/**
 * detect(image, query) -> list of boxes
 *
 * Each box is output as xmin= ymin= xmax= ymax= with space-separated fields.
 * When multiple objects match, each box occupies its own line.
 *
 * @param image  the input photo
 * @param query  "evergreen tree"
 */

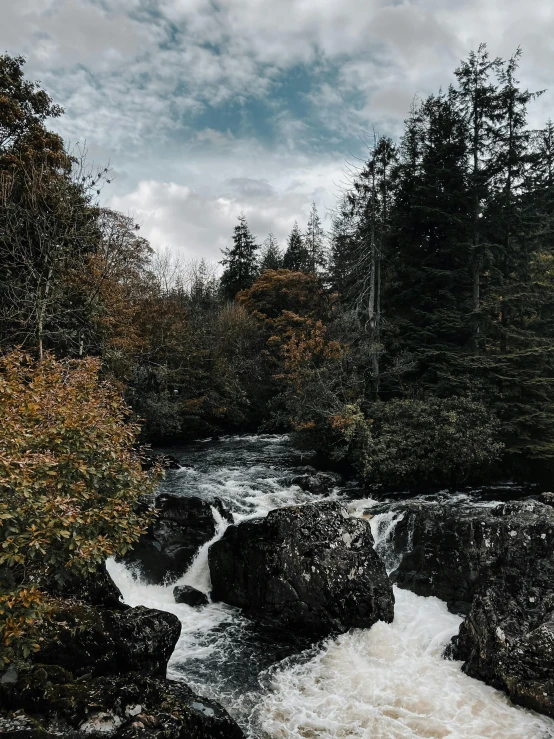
xmin=283 ymin=222 xmax=310 ymax=271
xmin=220 ymin=214 xmax=259 ymax=300
xmin=453 ymin=43 xmax=502 ymax=352
xmin=340 ymin=135 xmax=398 ymax=393
xmin=259 ymin=232 xmax=283 ymax=271
xmin=384 ymin=92 xmax=472 ymax=394
xmin=328 ymin=201 xmax=358 ymax=296
xmin=485 ymin=48 xmax=543 ymax=353
xmin=190 ymin=259 xmax=218 ymax=310
xmin=304 ymin=202 xmax=327 ymax=274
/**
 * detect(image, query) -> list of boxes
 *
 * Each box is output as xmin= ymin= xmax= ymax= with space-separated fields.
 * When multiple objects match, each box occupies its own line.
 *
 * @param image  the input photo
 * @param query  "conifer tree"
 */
xmin=283 ymin=222 xmax=310 ymax=272
xmin=384 ymin=92 xmax=472 ymax=394
xmin=220 ymin=214 xmax=259 ymax=300
xmin=486 ymin=48 xmax=543 ymax=353
xmin=190 ymin=258 xmax=218 ymax=309
xmin=453 ymin=43 xmax=502 ymax=352
xmin=328 ymin=202 xmax=358 ymax=296
xmin=304 ymin=202 xmax=327 ymax=274
xmin=259 ymin=232 xmax=283 ymax=272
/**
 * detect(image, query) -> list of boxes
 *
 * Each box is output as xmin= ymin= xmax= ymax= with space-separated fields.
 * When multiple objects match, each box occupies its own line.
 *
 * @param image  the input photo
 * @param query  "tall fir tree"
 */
xmin=453 ymin=43 xmax=502 ymax=352
xmin=343 ymin=135 xmax=398 ymax=393
xmin=485 ymin=48 xmax=543 ymax=353
xmin=259 ymin=232 xmax=283 ymax=272
xmin=304 ymin=202 xmax=327 ymax=274
xmin=283 ymin=222 xmax=310 ymax=272
xmin=220 ymin=214 xmax=259 ymax=300
xmin=384 ymin=92 xmax=472 ymax=395
xmin=328 ymin=201 xmax=358 ymax=296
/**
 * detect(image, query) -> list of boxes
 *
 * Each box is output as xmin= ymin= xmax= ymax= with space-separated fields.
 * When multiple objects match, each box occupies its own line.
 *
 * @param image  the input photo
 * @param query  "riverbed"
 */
xmin=107 ymin=434 xmax=554 ymax=739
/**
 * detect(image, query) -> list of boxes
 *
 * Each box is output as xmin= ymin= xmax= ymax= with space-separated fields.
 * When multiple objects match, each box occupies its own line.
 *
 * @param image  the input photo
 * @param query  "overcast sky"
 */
xmin=2 ymin=0 xmax=554 ymax=264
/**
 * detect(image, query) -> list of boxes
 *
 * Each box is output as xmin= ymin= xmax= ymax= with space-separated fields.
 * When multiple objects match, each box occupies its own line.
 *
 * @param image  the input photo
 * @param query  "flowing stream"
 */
xmin=107 ymin=434 xmax=554 ymax=739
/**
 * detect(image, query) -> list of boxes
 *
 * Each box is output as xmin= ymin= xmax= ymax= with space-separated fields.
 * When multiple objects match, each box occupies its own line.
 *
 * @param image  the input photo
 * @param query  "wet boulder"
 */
xmin=43 ymin=561 xmax=125 ymax=610
xmin=36 ymin=602 xmax=181 ymax=677
xmin=208 ymin=501 xmax=394 ymax=638
xmin=0 ymin=669 xmax=245 ymax=739
xmin=384 ymin=496 xmax=554 ymax=718
xmin=449 ymin=582 xmax=554 ymax=718
xmin=539 ymin=491 xmax=554 ymax=508
xmin=390 ymin=499 xmax=554 ymax=613
xmin=288 ymin=470 xmax=343 ymax=495
xmin=174 ymin=585 xmax=209 ymax=607
xmin=124 ymin=493 xmax=232 ymax=584
xmin=0 ymin=586 xmax=244 ymax=737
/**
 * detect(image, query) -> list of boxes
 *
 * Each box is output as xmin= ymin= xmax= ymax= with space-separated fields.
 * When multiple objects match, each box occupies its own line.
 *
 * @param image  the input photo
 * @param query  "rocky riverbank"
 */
xmin=5 ymin=434 xmax=554 ymax=738
xmin=0 ymin=563 xmax=244 ymax=738
xmin=378 ymin=496 xmax=554 ymax=718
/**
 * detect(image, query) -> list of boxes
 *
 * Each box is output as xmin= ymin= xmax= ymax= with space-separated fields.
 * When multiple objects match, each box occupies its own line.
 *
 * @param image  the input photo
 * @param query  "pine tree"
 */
xmin=473 ymin=53 xmax=554 ymax=465
xmin=340 ymin=135 xmax=398 ymax=394
xmin=190 ymin=259 xmax=218 ymax=309
xmin=283 ymin=222 xmax=310 ymax=272
xmin=453 ymin=43 xmax=502 ymax=352
xmin=328 ymin=202 xmax=358 ymax=296
xmin=259 ymin=232 xmax=283 ymax=272
xmin=304 ymin=202 xmax=327 ymax=274
xmin=485 ymin=48 xmax=543 ymax=353
xmin=384 ymin=92 xmax=472 ymax=395
xmin=220 ymin=214 xmax=259 ymax=300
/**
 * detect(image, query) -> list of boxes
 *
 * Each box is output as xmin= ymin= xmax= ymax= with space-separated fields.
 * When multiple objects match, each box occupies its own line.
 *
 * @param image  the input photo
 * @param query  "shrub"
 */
xmin=333 ymin=396 xmax=504 ymax=487
xmin=0 ymin=351 xmax=159 ymax=662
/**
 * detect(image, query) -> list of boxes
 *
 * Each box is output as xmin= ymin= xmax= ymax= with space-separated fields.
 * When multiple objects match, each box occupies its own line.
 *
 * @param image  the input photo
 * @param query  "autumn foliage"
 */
xmin=0 ymin=351 xmax=159 ymax=662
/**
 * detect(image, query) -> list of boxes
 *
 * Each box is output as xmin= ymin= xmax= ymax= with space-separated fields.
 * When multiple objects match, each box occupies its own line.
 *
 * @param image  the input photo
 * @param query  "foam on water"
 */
xmin=256 ymin=586 xmax=554 ymax=739
xmin=106 ymin=557 xmax=238 ymax=664
xmin=107 ymin=434 xmax=554 ymax=738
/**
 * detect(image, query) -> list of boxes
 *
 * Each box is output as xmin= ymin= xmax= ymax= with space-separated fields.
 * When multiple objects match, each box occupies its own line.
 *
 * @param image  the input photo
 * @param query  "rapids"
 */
xmin=107 ymin=434 xmax=554 ymax=739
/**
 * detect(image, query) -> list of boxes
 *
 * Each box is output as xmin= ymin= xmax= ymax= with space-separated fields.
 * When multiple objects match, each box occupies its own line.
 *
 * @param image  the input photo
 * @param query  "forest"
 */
xmin=2 ymin=44 xmax=554 ymax=491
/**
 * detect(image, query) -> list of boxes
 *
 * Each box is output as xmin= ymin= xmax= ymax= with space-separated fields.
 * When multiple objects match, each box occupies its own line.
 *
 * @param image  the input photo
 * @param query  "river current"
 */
xmin=107 ymin=434 xmax=554 ymax=739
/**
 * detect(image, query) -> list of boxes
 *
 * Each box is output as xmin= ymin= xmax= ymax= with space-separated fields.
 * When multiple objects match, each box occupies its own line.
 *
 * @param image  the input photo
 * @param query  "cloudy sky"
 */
xmin=2 ymin=0 xmax=553 ymax=264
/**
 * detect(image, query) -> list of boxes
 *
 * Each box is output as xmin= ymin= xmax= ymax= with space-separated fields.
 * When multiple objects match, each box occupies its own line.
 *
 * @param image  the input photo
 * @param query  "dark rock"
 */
xmin=539 ymin=491 xmax=554 ymax=508
xmin=209 ymin=501 xmax=394 ymax=637
xmin=173 ymin=585 xmax=209 ymax=607
xmin=45 ymin=561 xmax=125 ymax=610
xmin=0 ymin=713 xmax=48 ymax=738
xmin=124 ymin=493 xmax=232 ymax=584
xmin=288 ymin=471 xmax=343 ymax=495
xmin=449 ymin=584 xmax=554 ymax=717
xmin=391 ymin=499 xmax=554 ymax=611
xmin=0 ymin=669 xmax=244 ymax=739
xmin=0 ymin=589 xmax=243 ymax=737
xmin=384 ymin=497 xmax=554 ymax=718
xmin=36 ymin=603 xmax=181 ymax=677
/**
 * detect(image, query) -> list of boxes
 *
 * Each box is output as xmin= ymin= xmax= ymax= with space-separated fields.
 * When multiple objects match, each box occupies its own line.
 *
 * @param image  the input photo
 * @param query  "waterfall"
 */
xmin=369 ymin=510 xmax=406 ymax=574
xmin=174 ymin=506 xmax=229 ymax=595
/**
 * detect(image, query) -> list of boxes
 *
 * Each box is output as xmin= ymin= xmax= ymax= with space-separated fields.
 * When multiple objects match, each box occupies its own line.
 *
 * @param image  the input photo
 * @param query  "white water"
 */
xmin=257 ymin=587 xmax=554 ymax=739
xmin=107 ymin=434 xmax=554 ymax=739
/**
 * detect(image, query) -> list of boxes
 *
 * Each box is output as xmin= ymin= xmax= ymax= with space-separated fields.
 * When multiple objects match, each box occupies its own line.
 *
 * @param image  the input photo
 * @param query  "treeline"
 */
xmin=288 ymin=45 xmax=554 ymax=484
xmin=2 ymin=46 xmax=554 ymax=485
xmin=0 ymin=55 xmax=267 ymax=439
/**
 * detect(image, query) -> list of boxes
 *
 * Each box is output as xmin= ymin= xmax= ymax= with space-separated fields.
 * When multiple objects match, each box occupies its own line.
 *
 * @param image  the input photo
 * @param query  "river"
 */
xmin=107 ymin=434 xmax=554 ymax=739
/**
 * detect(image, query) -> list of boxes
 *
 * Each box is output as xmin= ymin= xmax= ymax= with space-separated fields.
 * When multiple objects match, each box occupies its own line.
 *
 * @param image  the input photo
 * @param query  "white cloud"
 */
xmin=108 ymin=156 xmax=343 ymax=263
xmin=3 ymin=0 xmax=554 ymax=260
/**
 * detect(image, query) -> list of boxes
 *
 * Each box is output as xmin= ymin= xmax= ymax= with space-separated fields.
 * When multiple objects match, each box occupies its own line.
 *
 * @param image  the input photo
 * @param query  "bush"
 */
xmin=334 ymin=396 xmax=504 ymax=487
xmin=0 ymin=351 xmax=159 ymax=662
